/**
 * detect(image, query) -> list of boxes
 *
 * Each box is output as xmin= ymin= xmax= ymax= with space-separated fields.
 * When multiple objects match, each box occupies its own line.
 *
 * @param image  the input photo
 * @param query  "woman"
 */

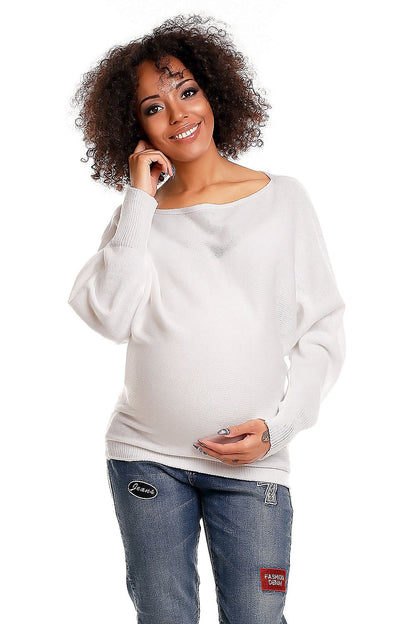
xmin=68 ymin=13 xmax=346 ymax=624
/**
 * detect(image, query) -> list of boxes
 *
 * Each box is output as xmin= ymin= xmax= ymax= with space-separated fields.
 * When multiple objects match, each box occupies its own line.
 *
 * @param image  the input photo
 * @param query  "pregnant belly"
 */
xmin=114 ymin=330 xmax=287 ymax=451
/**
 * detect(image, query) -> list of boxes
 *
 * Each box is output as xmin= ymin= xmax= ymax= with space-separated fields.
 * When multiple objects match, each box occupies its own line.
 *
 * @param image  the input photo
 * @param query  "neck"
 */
xmin=169 ymin=141 xmax=233 ymax=193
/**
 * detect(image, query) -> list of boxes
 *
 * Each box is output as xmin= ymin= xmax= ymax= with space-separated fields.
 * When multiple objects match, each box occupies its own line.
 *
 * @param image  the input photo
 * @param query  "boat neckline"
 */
xmin=154 ymin=171 xmax=273 ymax=214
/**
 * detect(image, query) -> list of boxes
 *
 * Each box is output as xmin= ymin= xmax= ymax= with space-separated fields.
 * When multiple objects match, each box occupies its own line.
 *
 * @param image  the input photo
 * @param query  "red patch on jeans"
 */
xmin=260 ymin=568 xmax=286 ymax=591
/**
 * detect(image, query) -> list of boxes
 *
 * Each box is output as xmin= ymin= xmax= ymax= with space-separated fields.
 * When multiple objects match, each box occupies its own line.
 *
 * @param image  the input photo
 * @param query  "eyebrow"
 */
xmin=138 ymin=78 xmax=194 ymax=109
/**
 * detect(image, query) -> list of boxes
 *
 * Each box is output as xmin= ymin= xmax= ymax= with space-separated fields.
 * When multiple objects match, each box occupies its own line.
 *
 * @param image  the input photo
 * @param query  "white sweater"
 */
xmin=68 ymin=172 xmax=345 ymax=487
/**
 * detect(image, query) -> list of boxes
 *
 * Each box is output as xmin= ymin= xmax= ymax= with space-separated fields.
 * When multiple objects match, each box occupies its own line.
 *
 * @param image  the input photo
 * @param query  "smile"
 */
xmin=170 ymin=122 xmax=202 ymax=141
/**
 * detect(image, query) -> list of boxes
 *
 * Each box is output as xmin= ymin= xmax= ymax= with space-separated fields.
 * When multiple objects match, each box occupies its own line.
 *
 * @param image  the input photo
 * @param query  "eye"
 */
xmin=182 ymin=87 xmax=199 ymax=98
xmin=144 ymin=104 xmax=162 ymax=116
xmin=144 ymin=86 xmax=200 ymax=116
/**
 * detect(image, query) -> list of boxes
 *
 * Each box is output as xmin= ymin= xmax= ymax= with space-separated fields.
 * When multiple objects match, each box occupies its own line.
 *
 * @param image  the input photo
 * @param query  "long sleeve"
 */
xmin=67 ymin=186 xmax=157 ymax=344
xmin=260 ymin=179 xmax=346 ymax=459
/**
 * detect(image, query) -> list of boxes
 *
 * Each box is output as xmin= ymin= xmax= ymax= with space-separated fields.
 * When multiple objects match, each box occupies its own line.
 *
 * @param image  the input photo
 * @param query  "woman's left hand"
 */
xmin=195 ymin=418 xmax=271 ymax=465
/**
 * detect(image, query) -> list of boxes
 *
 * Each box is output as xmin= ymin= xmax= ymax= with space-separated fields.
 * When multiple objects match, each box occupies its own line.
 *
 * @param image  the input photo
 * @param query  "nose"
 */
xmin=167 ymin=100 xmax=188 ymax=127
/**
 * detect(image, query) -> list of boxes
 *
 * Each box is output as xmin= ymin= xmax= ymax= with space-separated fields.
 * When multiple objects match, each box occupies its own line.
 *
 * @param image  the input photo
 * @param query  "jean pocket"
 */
xmin=106 ymin=461 xmax=116 ymax=503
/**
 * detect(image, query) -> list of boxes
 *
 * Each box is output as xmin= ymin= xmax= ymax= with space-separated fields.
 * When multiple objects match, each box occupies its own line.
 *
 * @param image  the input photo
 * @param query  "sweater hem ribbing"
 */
xmin=105 ymin=439 xmax=290 ymax=487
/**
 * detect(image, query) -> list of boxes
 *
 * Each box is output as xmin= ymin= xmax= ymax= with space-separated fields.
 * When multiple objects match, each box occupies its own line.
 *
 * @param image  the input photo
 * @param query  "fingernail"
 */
xmin=217 ymin=428 xmax=230 ymax=435
xmin=197 ymin=440 xmax=207 ymax=447
xmin=197 ymin=447 xmax=208 ymax=455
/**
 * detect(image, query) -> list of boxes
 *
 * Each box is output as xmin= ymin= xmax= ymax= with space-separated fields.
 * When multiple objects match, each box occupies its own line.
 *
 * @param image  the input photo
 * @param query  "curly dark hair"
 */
xmin=70 ymin=13 xmax=272 ymax=192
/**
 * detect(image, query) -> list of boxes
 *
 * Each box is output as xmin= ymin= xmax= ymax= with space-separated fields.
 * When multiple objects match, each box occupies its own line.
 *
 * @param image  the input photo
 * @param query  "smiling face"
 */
xmin=135 ymin=56 xmax=215 ymax=162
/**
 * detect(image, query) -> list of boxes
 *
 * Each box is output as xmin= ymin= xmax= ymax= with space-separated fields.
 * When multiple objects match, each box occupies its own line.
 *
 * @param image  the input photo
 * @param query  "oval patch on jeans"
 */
xmin=128 ymin=480 xmax=158 ymax=499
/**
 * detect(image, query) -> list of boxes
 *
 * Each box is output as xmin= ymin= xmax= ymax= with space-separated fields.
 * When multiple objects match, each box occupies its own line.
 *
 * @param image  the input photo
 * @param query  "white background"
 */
xmin=1 ymin=1 xmax=415 ymax=622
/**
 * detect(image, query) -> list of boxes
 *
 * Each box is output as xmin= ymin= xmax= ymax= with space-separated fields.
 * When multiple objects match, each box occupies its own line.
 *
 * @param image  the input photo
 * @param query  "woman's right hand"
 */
xmin=128 ymin=138 xmax=174 ymax=197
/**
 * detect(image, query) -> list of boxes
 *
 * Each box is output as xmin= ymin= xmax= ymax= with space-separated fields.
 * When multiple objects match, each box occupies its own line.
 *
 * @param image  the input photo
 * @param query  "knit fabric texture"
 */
xmin=68 ymin=172 xmax=346 ymax=486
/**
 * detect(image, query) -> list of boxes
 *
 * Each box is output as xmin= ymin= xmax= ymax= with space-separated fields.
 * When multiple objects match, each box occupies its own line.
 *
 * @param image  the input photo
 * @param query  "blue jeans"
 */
xmin=107 ymin=459 xmax=293 ymax=624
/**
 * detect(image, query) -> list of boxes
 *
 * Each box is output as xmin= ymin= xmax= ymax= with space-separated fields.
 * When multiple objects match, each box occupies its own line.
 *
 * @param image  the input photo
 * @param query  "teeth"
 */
xmin=172 ymin=123 xmax=199 ymax=140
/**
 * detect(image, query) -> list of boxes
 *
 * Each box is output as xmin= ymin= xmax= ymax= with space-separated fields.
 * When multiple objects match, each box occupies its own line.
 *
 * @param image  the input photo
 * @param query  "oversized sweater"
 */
xmin=67 ymin=172 xmax=346 ymax=487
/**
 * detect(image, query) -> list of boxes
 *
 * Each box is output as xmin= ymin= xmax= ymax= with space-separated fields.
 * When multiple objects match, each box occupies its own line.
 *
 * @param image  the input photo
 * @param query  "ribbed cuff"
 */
xmin=261 ymin=408 xmax=295 ymax=459
xmin=110 ymin=186 xmax=157 ymax=248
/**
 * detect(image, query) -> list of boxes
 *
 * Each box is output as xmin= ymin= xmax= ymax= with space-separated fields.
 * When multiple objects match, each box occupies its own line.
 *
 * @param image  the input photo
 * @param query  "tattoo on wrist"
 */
xmin=261 ymin=430 xmax=270 ymax=444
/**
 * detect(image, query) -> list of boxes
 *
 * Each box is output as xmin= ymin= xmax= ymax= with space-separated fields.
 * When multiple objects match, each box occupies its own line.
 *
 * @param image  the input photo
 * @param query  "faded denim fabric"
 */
xmin=107 ymin=459 xmax=293 ymax=624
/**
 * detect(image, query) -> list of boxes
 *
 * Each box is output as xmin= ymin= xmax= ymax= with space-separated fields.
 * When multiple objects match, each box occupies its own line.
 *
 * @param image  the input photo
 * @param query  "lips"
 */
xmin=169 ymin=122 xmax=201 ymax=139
